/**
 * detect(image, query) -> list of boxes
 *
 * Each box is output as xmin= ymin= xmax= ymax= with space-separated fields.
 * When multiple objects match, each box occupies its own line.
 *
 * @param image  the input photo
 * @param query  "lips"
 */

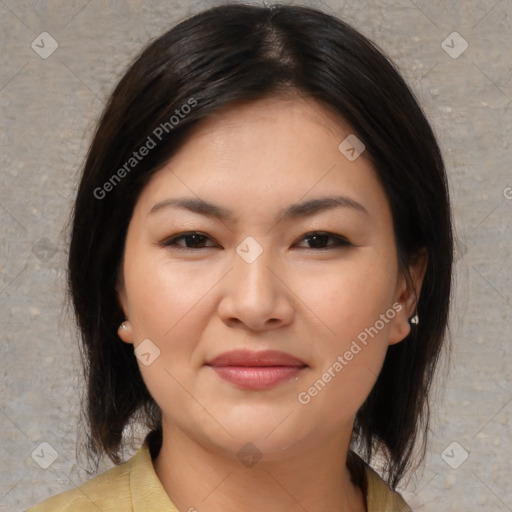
xmin=206 ymin=349 xmax=307 ymax=367
xmin=206 ymin=350 xmax=308 ymax=390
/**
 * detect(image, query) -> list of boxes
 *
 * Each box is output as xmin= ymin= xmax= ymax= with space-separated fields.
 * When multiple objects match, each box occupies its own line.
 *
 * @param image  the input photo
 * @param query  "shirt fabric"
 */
xmin=27 ymin=436 xmax=411 ymax=512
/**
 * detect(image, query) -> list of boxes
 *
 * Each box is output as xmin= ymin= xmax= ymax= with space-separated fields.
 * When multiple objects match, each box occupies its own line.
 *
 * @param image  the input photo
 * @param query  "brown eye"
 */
xmin=297 ymin=232 xmax=351 ymax=250
xmin=162 ymin=232 xmax=217 ymax=249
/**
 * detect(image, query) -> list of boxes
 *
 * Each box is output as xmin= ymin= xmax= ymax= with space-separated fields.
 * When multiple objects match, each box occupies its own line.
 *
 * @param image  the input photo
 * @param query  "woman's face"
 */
xmin=118 ymin=94 xmax=423 ymax=461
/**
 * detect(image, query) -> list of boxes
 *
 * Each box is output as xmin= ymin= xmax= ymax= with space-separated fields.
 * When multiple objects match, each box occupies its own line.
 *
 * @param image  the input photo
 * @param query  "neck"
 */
xmin=152 ymin=419 xmax=366 ymax=512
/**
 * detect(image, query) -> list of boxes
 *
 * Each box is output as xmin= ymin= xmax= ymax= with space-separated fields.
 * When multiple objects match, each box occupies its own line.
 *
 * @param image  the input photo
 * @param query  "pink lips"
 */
xmin=206 ymin=350 xmax=307 ymax=390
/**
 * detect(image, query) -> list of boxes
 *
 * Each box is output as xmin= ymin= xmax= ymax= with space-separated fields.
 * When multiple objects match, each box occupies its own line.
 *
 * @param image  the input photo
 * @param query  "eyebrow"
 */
xmin=148 ymin=195 xmax=369 ymax=220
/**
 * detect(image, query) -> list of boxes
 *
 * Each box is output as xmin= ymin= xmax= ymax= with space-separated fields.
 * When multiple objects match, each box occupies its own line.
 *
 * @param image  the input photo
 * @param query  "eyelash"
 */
xmin=160 ymin=231 xmax=352 ymax=251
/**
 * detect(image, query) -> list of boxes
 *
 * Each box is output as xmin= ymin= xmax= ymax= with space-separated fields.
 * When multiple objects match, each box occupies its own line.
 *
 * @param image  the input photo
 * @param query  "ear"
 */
xmin=388 ymin=248 xmax=428 ymax=345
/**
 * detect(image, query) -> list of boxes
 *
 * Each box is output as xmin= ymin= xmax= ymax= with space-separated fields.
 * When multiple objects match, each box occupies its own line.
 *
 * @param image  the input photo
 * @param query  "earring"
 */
xmin=409 ymin=314 xmax=419 ymax=325
xmin=118 ymin=320 xmax=134 ymax=344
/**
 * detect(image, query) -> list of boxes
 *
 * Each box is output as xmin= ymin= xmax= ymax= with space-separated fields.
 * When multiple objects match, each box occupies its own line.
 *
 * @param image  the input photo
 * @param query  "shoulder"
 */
xmin=365 ymin=464 xmax=412 ymax=512
xmin=26 ymin=454 xmax=134 ymax=512
xmin=27 ymin=433 xmax=177 ymax=512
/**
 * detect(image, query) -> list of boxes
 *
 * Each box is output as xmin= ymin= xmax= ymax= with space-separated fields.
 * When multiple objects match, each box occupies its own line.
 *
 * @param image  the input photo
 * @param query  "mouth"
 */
xmin=205 ymin=350 xmax=308 ymax=390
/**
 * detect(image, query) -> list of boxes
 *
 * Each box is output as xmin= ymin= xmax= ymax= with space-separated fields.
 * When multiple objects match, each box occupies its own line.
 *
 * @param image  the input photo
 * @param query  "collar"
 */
xmin=129 ymin=435 xmax=410 ymax=512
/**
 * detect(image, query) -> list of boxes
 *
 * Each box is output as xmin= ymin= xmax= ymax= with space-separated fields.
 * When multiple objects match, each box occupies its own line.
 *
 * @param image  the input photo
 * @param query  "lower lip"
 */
xmin=208 ymin=365 xmax=306 ymax=390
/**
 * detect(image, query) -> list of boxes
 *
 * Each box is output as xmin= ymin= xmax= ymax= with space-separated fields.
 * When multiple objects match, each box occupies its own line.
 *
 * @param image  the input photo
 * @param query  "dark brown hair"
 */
xmin=69 ymin=3 xmax=453 ymax=489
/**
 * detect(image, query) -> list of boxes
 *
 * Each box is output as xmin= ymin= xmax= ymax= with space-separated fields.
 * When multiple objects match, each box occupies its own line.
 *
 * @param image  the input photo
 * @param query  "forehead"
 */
xmin=132 ymin=94 xmax=390 ymax=226
xmin=187 ymin=93 xmax=353 ymax=144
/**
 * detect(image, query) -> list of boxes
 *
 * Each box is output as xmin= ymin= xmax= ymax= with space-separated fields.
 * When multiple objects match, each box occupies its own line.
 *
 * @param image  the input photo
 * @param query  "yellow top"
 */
xmin=27 ymin=438 xmax=411 ymax=512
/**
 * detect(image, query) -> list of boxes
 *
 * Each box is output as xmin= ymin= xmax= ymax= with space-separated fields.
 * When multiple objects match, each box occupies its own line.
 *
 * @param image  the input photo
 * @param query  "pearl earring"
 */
xmin=409 ymin=314 xmax=419 ymax=325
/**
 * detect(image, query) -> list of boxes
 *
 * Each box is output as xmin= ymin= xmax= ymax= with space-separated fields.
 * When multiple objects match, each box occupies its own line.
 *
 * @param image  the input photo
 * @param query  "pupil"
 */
xmin=188 ymin=234 xmax=204 ymax=247
xmin=310 ymin=234 xmax=327 ymax=248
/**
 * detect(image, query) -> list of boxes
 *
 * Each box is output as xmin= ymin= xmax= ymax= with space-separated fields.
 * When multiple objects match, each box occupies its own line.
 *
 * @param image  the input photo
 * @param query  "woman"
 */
xmin=27 ymin=3 xmax=453 ymax=511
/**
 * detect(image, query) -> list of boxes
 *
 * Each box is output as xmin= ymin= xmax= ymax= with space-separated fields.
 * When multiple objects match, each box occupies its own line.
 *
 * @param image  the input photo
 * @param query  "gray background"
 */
xmin=1 ymin=0 xmax=511 ymax=511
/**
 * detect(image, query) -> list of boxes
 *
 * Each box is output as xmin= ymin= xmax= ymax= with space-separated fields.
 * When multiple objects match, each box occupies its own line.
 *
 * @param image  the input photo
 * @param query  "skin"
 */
xmin=117 ymin=93 xmax=427 ymax=512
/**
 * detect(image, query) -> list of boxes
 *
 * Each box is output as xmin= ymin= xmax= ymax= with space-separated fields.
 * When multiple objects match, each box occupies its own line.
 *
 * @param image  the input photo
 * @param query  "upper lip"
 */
xmin=206 ymin=350 xmax=307 ymax=367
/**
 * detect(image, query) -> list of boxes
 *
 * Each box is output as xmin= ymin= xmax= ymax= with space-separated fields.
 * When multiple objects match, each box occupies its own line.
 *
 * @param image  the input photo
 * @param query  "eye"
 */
xmin=161 ymin=232 xmax=217 ymax=249
xmin=160 ymin=230 xmax=352 ymax=251
xmin=295 ymin=231 xmax=352 ymax=250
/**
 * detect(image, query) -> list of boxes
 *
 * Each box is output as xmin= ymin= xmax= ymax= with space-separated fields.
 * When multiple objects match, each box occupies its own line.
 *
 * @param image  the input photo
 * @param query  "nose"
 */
xmin=217 ymin=240 xmax=294 ymax=332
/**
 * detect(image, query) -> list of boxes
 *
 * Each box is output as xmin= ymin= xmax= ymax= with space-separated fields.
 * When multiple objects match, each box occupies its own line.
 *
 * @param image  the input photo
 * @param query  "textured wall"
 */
xmin=1 ymin=1 xmax=511 ymax=511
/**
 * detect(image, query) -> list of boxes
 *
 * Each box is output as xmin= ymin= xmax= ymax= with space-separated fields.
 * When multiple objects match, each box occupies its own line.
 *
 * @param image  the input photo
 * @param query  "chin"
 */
xmin=197 ymin=420 xmax=315 ymax=463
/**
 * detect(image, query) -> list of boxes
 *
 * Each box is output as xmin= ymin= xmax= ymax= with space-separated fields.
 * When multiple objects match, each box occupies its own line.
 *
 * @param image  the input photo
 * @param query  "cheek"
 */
xmin=126 ymin=261 xmax=209 ymax=423
xmin=296 ymin=268 xmax=396 ymax=425
xmin=292 ymin=256 xmax=397 ymax=346
xmin=124 ymin=252 xmax=217 ymax=340
xmin=292 ymin=257 xmax=396 ymax=409
xmin=123 ymin=253 xmax=222 ymax=400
